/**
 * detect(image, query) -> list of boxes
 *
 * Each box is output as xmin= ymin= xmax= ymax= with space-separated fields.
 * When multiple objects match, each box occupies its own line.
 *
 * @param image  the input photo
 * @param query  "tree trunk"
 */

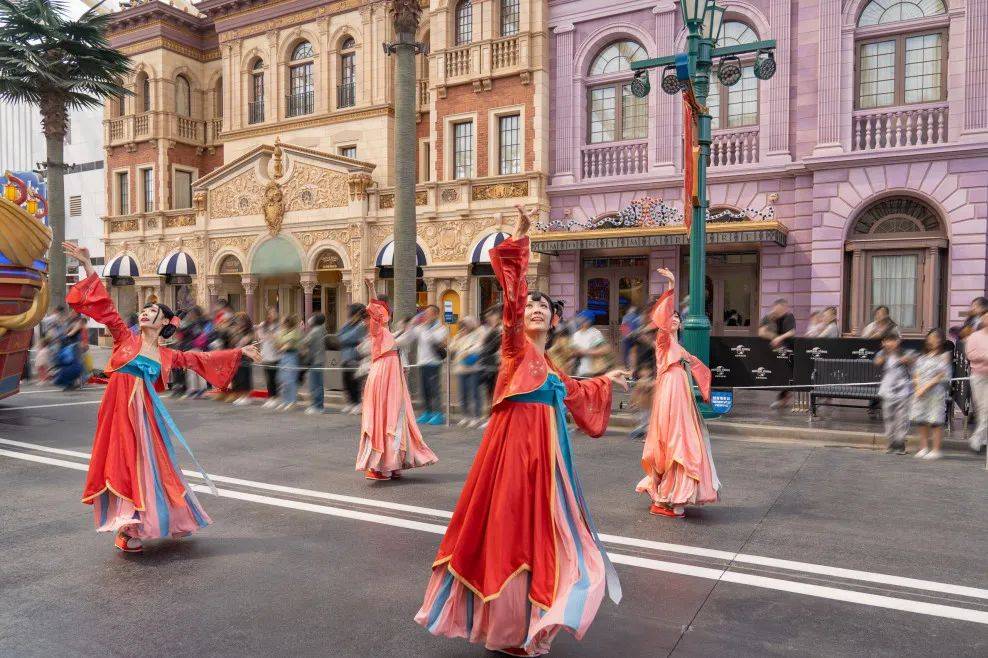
xmin=45 ymin=130 xmax=67 ymax=308
xmin=392 ymin=32 xmax=418 ymax=321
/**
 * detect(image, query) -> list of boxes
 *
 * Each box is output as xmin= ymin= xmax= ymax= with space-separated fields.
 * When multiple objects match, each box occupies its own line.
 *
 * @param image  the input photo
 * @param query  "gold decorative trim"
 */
xmin=379 ymin=190 xmax=427 ymax=209
xmin=109 ymin=219 xmax=139 ymax=233
xmin=218 ymin=106 xmax=392 ymax=142
xmin=163 ymin=214 xmax=196 ymax=228
xmin=530 ymin=220 xmax=789 ymax=242
xmin=119 ymin=37 xmax=218 ymax=63
xmin=472 ymin=180 xmax=529 ymax=201
xmin=216 ymin=0 xmax=363 ymax=42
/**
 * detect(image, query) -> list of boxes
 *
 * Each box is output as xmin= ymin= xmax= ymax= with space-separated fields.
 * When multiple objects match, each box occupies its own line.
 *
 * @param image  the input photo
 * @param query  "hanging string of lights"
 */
xmin=534 ymin=196 xmax=776 ymax=232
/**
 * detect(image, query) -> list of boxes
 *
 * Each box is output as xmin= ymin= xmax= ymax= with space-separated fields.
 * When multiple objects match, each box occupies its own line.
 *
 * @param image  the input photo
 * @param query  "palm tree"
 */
xmin=0 ymin=0 xmax=130 ymax=306
xmin=387 ymin=0 xmax=422 ymax=321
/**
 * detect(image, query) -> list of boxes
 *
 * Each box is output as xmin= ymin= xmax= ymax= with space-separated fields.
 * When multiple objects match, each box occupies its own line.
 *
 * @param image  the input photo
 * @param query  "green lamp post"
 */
xmin=630 ymin=0 xmax=776 ymax=366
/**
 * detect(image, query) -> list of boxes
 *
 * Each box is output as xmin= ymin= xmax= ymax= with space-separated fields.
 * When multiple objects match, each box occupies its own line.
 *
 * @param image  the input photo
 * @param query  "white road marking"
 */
xmin=6 ymin=437 xmax=985 ymax=603
xmin=2 ymin=443 xmax=988 ymax=625
xmin=0 ymin=401 xmax=101 ymax=411
xmin=0 ymin=439 xmax=988 ymax=624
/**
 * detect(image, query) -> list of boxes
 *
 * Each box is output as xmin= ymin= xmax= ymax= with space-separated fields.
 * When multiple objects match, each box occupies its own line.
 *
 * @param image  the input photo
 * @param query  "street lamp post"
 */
xmin=630 ymin=1 xmax=776 ymax=366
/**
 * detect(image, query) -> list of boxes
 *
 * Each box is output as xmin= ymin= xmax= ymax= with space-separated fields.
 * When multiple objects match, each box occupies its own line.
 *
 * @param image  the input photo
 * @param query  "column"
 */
xmin=425 ymin=276 xmax=437 ymax=306
xmin=550 ymin=24 xmax=575 ymax=183
xmin=814 ymin=0 xmax=843 ymax=154
xmin=962 ymin=1 xmax=986 ymax=132
xmin=653 ymin=2 xmax=678 ymax=172
xmin=301 ymin=272 xmax=317 ymax=320
xmin=206 ymin=275 xmax=222 ymax=309
xmin=242 ymin=274 xmax=258 ymax=322
xmin=765 ymin=0 xmax=792 ymax=161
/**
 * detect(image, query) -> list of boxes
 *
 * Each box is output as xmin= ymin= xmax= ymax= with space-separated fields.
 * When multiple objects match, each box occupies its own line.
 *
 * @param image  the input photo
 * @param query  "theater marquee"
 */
xmin=530 ymin=221 xmax=788 ymax=253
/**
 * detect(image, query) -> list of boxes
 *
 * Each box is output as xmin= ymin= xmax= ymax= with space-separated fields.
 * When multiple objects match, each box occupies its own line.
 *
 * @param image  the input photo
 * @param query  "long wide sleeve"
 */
xmin=489 ymin=236 xmax=529 ymax=360
xmin=66 ymin=273 xmax=130 ymax=345
xmin=366 ymin=299 xmax=398 ymax=360
xmin=562 ymin=373 xmax=613 ymax=438
xmin=169 ymin=347 xmax=243 ymax=390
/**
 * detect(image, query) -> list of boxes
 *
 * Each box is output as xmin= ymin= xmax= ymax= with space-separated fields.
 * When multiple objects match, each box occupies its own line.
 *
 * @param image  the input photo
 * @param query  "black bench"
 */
xmin=809 ymin=358 xmax=881 ymax=416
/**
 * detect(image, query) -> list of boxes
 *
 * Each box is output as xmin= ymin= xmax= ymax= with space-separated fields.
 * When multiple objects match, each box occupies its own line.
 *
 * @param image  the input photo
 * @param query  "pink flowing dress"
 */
xmin=356 ymin=299 xmax=438 ymax=476
xmin=635 ymin=290 xmax=721 ymax=507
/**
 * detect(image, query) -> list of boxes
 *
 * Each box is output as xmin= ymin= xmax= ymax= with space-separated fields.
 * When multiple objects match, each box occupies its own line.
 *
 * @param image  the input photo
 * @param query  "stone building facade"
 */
xmin=542 ymin=0 xmax=987 ymax=345
xmin=101 ymin=0 xmax=548 ymax=330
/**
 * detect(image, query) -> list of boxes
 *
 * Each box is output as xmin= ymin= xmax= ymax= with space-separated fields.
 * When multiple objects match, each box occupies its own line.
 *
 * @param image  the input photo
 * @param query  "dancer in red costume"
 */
xmin=63 ymin=243 xmax=261 ymax=553
xmin=356 ymin=279 xmax=438 ymax=480
xmin=635 ymin=267 xmax=720 ymax=518
xmin=415 ymin=207 xmax=628 ymax=656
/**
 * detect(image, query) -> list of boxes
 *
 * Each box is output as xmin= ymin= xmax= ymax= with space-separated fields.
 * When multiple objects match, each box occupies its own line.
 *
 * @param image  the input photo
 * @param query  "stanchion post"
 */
xmin=445 ymin=353 xmax=452 ymax=427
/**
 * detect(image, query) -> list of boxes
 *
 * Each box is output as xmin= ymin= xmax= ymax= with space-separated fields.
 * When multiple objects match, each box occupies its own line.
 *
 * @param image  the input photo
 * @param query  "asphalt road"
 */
xmin=1 ymin=385 xmax=987 ymax=657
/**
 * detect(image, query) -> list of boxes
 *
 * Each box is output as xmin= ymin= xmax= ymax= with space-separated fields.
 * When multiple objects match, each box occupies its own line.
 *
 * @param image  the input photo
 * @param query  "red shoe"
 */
xmin=649 ymin=503 xmax=685 ymax=518
xmin=114 ymin=531 xmax=143 ymax=553
xmin=364 ymin=469 xmax=389 ymax=481
xmin=390 ymin=471 xmax=402 ymax=480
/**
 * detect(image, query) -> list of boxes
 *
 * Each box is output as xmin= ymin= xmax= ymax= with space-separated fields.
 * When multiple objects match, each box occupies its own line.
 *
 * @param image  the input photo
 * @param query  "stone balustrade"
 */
xmin=710 ymin=127 xmax=759 ymax=167
xmin=851 ymin=102 xmax=948 ymax=151
xmin=580 ymin=141 xmax=649 ymax=179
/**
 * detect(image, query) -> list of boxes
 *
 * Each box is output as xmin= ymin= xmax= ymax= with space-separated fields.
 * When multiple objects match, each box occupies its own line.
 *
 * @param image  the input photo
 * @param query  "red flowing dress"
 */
xmin=635 ymin=289 xmax=720 ymax=507
xmin=356 ymin=298 xmax=438 ymax=475
xmin=68 ymin=274 xmax=243 ymax=539
xmin=415 ymin=237 xmax=621 ymax=656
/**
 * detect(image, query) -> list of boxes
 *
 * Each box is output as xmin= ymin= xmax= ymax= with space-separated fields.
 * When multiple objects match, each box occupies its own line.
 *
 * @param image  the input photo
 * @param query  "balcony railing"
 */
xmin=337 ymin=82 xmax=355 ymax=109
xmin=134 ymin=113 xmax=150 ymax=137
xmin=417 ymin=79 xmax=429 ymax=110
xmin=445 ymin=46 xmax=471 ymax=78
xmin=286 ymin=91 xmax=314 ymax=118
xmin=710 ymin=127 xmax=759 ymax=167
xmin=208 ymin=118 xmax=223 ymax=143
xmin=851 ymin=102 xmax=948 ymax=151
xmin=108 ymin=117 xmax=126 ymax=141
xmin=491 ymin=36 xmax=519 ymax=70
xmin=248 ymin=100 xmax=264 ymax=124
xmin=176 ymin=116 xmax=199 ymax=141
xmin=580 ymin=141 xmax=649 ymax=179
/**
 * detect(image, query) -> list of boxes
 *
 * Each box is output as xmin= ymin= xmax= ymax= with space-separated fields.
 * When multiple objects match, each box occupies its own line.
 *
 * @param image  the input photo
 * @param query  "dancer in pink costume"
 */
xmin=356 ymin=278 xmax=438 ymax=480
xmin=636 ymin=267 xmax=720 ymax=518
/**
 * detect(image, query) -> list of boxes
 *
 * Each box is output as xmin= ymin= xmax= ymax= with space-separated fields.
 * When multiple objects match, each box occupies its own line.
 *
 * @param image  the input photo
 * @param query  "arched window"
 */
xmin=214 ymin=77 xmax=223 ymax=118
xmin=855 ymin=0 xmax=947 ymax=109
xmin=500 ymin=0 xmax=520 ymax=37
xmin=586 ymin=40 xmax=648 ymax=143
xmin=136 ymin=71 xmax=151 ymax=113
xmin=454 ymin=0 xmax=473 ymax=46
xmin=707 ymin=22 xmax=759 ymax=130
xmin=338 ymin=36 xmax=356 ymax=109
xmin=175 ymin=74 xmax=191 ymax=116
xmin=111 ymin=94 xmax=125 ymax=118
xmin=288 ymin=41 xmax=315 ymax=117
xmin=844 ymin=196 xmax=947 ymax=334
xmin=249 ymin=59 xmax=264 ymax=124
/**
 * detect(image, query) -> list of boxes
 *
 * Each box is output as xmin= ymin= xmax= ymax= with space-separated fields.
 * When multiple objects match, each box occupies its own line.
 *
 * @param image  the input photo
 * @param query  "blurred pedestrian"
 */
xmin=620 ymin=305 xmax=641 ymax=367
xmin=572 ymin=311 xmax=610 ymax=377
xmin=276 ymin=315 xmax=302 ymax=411
xmin=875 ymin=329 xmax=915 ymax=454
xmin=258 ymin=307 xmax=281 ymax=409
xmin=806 ymin=306 xmax=840 ymax=338
xmin=182 ymin=307 xmax=212 ymax=399
xmin=450 ymin=316 xmax=484 ymax=427
xmin=303 ymin=313 xmax=328 ymax=415
xmin=476 ymin=304 xmax=502 ymax=428
xmin=911 ymin=328 xmax=951 ymax=460
xmin=34 ymin=335 xmax=53 ymax=384
xmin=964 ymin=314 xmax=988 ymax=453
xmin=228 ymin=313 xmax=256 ymax=407
xmin=955 ymin=296 xmax=987 ymax=341
xmin=338 ymin=303 xmax=368 ymax=414
xmin=759 ymin=298 xmax=796 ymax=409
xmin=862 ymin=305 xmax=896 ymax=338
xmin=408 ymin=304 xmax=449 ymax=425
xmin=546 ymin=318 xmax=575 ymax=376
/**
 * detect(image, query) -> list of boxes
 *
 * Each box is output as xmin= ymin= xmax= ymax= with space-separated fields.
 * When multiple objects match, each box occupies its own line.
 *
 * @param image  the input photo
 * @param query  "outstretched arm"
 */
xmin=170 ymin=344 xmax=259 ymax=390
xmin=561 ymin=369 xmax=629 ymax=438
xmin=63 ymin=242 xmax=130 ymax=344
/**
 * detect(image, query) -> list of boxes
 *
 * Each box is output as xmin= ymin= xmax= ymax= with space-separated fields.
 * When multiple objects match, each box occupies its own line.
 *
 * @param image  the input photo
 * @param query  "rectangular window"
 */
xmin=339 ymin=146 xmax=357 ymax=159
xmin=500 ymin=0 xmax=520 ymax=36
xmin=498 ymin=114 xmax=521 ymax=175
xmin=174 ymin=170 xmax=193 ymax=209
xmin=288 ymin=63 xmax=314 ymax=117
xmin=116 ymin=172 xmax=129 ymax=214
xmin=141 ymin=168 xmax=154 ymax=212
xmin=69 ymin=195 xmax=82 ymax=217
xmin=904 ymin=33 xmax=942 ymax=104
xmin=871 ymin=253 xmax=919 ymax=328
xmin=708 ymin=80 xmax=721 ymax=130
xmin=727 ymin=67 xmax=758 ymax=128
xmin=249 ymin=73 xmax=264 ymax=124
xmin=453 ymin=121 xmax=473 ymax=179
xmin=588 ymin=87 xmax=616 ymax=143
xmin=858 ymin=40 xmax=897 ymax=109
xmin=621 ymin=84 xmax=648 ymax=139
xmin=419 ymin=141 xmax=431 ymax=183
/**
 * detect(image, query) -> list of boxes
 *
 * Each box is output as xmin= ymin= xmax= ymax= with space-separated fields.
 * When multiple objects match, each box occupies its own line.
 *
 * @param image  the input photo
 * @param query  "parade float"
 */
xmin=0 ymin=170 xmax=52 ymax=399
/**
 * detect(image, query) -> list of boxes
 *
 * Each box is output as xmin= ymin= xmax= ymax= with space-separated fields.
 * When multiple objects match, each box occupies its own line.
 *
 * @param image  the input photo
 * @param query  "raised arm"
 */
xmin=366 ymin=297 xmax=398 ymax=359
xmin=490 ymin=205 xmax=534 ymax=360
xmin=63 ymin=243 xmax=130 ymax=345
xmin=651 ymin=268 xmax=678 ymax=334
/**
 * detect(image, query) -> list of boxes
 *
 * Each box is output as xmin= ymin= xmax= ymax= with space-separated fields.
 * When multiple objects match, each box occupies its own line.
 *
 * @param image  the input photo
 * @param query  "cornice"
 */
xmin=219 ymin=105 xmax=393 ymax=142
xmin=119 ymin=37 xmax=221 ymax=62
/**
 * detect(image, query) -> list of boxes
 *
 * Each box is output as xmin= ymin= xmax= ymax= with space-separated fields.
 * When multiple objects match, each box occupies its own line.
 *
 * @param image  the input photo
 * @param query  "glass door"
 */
xmin=582 ymin=256 xmax=648 ymax=363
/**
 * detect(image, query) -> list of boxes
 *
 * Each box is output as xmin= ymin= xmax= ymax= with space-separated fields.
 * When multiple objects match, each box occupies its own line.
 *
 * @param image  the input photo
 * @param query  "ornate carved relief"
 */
xmin=144 ymin=217 xmax=159 ymax=230
xmin=262 ymin=181 xmax=285 ymax=235
xmin=440 ymin=188 xmax=459 ymax=203
xmin=378 ymin=190 xmax=427 ymax=209
xmin=348 ymin=172 xmax=373 ymax=200
xmin=110 ymin=219 xmax=138 ymax=232
xmin=211 ymin=170 xmax=264 ymax=218
xmin=163 ymin=214 xmax=196 ymax=228
xmin=417 ymin=216 xmax=503 ymax=263
xmin=209 ymin=235 xmax=257 ymax=255
xmin=472 ymin=181 xmax=529 ymax=201
xmin=283 ymin=163 xmax=349 ymax=211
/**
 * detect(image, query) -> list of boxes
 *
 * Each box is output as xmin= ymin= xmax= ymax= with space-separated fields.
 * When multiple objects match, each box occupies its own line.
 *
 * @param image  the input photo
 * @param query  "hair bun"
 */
xmin=160 ymin=325 xmax=177 ymax=339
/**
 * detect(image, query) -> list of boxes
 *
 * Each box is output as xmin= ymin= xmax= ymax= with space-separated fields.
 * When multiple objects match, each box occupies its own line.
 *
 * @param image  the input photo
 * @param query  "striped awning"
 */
xmin=471 ymin=232 xmax=511 ymax=263
xmin=105 ymin=254 xmax=140 ymax=277
xmin=157 ymin=251 xmax=197 ymax=276
xmin=375 ymin=240 xmax=426 ymax=267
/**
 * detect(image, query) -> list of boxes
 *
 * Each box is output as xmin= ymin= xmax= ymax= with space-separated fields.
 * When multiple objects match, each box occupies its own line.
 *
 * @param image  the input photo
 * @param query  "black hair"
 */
xmin=347 ymin=303 xmax=367 ymax=319
xmin=880 ymin=328 xmax=901 ymax=342
xmin=310 ymin=313 xmax=326 ymax=326
xmin=143 ymin=302 xmax=177 ymax=339
xmin=874 ymin=305 xmax=891 ymax=316
xmin=483 ymin=303 xmax=503 ymax=318
xmin=923 ymin=328 xmax=948 ymax=354
xmin=973 ymin=297 xmax=988 ymax=310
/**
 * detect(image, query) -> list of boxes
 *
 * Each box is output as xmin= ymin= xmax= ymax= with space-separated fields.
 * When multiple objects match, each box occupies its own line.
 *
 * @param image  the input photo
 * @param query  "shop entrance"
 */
xmin=581 ymin=255 xmax=649 ymax=359
xmin=681 ymin=251 xmax=759 ymax=336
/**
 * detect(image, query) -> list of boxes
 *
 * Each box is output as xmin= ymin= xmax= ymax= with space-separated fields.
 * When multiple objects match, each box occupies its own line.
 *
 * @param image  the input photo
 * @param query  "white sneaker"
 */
xmin=262 ymin=398 xmax=278 ymax=409
xmin=350 ymin=404 xmax=361 ymax=415
xmin=922 ymin=450 xmax=943 ymax=460
xmin=914 ymin=448 xmax=930 ymax=459
xmin=341 ymin=404 xmax=353 ymax=414
xmin=457 ymin=418 xmax=469 ymax=427
xmin=280 ymin=402 xmax=295 ymax=412
xmin=769 ymin=400 xmax=786 ymax=410
xmin=304 ymin=406 xmax=320 ymax=415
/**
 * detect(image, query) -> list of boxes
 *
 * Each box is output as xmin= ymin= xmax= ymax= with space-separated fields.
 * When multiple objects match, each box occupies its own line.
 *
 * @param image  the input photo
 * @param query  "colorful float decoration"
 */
xmin=0 ymin=170 xmax=52 ymax=399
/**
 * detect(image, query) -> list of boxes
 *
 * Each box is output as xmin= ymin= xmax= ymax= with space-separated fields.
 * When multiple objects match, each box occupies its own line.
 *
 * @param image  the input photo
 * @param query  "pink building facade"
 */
xmin=539 ymin=0 xmax=988 ymax=344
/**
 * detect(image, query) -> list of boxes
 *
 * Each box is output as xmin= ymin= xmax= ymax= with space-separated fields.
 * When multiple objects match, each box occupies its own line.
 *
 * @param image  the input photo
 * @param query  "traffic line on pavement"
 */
xmin=2 ymin=443 xmax=988 ymax=625
xmin=0 ymin=400 xmax=102 ymax=411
